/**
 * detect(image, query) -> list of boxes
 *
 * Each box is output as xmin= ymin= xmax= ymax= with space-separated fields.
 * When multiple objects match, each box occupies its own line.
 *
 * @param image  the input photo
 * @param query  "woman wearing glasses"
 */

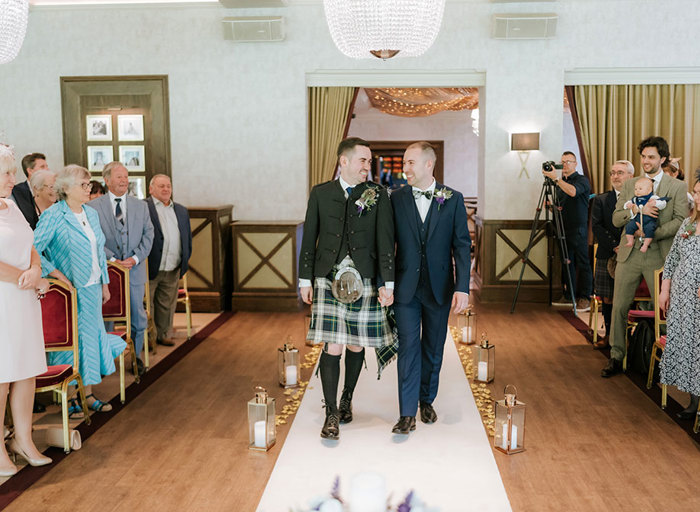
xmin=33 ymin=165 xmax=126 ymax=416
xmin=28 ymin=169 xmax=57 ymax=217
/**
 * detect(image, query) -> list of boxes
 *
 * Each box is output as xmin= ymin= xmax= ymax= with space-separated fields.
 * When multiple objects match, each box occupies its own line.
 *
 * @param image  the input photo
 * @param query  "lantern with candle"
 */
xmin=248 ymin=386 xmax=276 ymax=451
xmin=473 ymin=333 xmax=495 ymax=383
xmin=494 ymin=384 xmax=526 ymax=454
xmin=278 ymin=339 xmax=300 ymax=388
xmin=457 ymin=306 xmax=477 ymax=345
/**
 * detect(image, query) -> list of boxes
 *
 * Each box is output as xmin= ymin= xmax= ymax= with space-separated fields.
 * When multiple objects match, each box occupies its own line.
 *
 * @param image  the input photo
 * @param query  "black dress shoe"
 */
xmin=601 ymin=358 xmax=623 ymax=378
xmin=392 ymin=416 xmax=416 ymax=435
xmin=419 ymin=402 xmax=437 ymax=424
xmin=677 ymin=395 xmax=700 ymax=420
xmin=321 ymin=412 xmax=340 ymax=440
xmin=338 ymin=395 xmax=353 ymax=424
xmin=132 ymin=358 xmax=145 ymax=377
xmin=156 ymin=338 xmax=175 ymax=347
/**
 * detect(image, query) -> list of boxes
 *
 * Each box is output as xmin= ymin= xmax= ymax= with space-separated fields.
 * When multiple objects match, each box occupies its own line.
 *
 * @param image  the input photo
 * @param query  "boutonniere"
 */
xmin=355 ymin=186 xmax=378 ymax=216
xmin=681 ymin=221 xmax=697 ymax=239
xmin=433 ymin=187 xmax=453 ymax=210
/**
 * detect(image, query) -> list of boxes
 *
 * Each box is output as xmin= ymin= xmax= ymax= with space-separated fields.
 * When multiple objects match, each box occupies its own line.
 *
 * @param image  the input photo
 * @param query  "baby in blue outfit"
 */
xmin=623 ymin=177 xmax=669 ymax=253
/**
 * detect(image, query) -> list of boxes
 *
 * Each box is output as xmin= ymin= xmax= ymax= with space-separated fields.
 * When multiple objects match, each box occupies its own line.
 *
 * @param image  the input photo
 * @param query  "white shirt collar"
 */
xmin=153 ymin=197 xmax=172 ymax=208
xmin=108 ymin=190 xmax=127 ymax=203
xmin=412 ymin=179 xmax=436 ymax=194
xmin=645 ymin=171 xmax=663 ymax=186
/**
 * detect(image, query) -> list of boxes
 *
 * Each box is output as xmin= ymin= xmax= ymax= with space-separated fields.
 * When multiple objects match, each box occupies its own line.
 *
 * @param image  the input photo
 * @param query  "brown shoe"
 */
xmin=593 ymin=336 xmax=610 ymax=350
xmin=156 ymin=338 xmax=175 ymax=347
xmin=576 ymin=298 xmax=591 ymax=312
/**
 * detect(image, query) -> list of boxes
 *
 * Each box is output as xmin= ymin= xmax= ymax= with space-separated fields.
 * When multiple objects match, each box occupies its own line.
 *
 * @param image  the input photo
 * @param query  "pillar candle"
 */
xmin=477 ymin=361 xmax=488 ymax=381
xmin=285 ymin=365 xmax=298 ymax=386
xmin=510 ymin=424 xmax=518 ymax=450
xmin=254 ymin=420 xmax=267 ymax=448
xmin=501 ymin=422 xmax=509 ymax=450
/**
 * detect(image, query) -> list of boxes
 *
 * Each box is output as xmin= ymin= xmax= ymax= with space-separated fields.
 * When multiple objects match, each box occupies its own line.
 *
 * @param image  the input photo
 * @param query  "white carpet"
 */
xmin=257 ymin=333 xmax=512 ymax=512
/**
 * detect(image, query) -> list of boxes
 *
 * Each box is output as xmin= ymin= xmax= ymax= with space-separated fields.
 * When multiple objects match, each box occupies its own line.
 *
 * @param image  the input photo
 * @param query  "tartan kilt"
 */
xmin=594 ymin=258 xmax=614 ymax=299
xmin=307 ymin=277 xmax=397 ymax=349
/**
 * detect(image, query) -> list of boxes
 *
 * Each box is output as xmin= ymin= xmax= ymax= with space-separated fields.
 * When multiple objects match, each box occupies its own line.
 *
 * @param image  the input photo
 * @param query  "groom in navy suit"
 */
xmin=391 ymin=142 xmax=471 ymax=435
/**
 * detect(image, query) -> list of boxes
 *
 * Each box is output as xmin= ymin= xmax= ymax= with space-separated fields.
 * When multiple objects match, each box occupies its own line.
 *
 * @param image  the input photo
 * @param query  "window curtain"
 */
xmin=572 ymin=84 xmax=700 ymax=194
xmin=308 ymin=87 xmax=359 ymax=190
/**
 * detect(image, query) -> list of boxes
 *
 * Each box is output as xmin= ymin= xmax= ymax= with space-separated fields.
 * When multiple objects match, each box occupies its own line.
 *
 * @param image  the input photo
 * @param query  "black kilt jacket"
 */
xmin=299 ymin=179 xmax=395 ymax=284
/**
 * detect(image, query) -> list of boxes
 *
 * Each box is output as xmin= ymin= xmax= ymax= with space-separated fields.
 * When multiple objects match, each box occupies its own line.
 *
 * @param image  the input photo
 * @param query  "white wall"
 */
xmin=1 ymin=0 xmax=699 ymax=220
xmin=347 ymin=90 xmax=479 ymax=197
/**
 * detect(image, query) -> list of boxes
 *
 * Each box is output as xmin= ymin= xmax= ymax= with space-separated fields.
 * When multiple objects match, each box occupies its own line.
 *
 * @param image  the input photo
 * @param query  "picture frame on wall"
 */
xmin=118 ymin=114 xmax=144 ymax=141
xmin=87 ymin=146 xmax=114 ymax=172
xmin=128 ymin=176 xmax=146 ymax=199
xmin=119 ymin=145 xmax=145 ymax=171
xmin=86 ymin=115 xmax=112 ymax=141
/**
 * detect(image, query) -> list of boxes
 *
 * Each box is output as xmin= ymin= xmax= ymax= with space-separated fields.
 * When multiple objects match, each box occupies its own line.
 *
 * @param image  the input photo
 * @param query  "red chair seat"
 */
xmin=177 ymin=288 xmax=186 ymax=299
xmin=658 ymin=335 xmax=667 ymax=348
xmin=628 ymin=310 xmax=654 ymax=321
xmin=36 ymin=365 xmax=73 ymax=387
xmin=635 ymin=280 xmax=650 ymax=299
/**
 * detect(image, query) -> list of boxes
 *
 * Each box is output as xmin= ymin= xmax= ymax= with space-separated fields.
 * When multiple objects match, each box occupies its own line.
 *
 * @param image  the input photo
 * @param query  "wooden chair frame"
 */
xmin=104 ymin=262 xmax=140 ymax=402
xmin=623 ymin=279 xmax=654 ymax=371
xmin=588 ymin=244 xmax=602 ymax=344
xmin=143 ymin=258 xmax=152 ymax=367
xmin=645 ymin=269 xmax=667 ymax=407
xmin=177 ymin=272 xmax=192 ymax=339
xmin=36 ymin=279 xmax=91 ymax=453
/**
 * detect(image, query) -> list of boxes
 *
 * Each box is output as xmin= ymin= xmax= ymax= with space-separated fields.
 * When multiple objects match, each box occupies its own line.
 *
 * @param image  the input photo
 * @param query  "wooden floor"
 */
xmin=4 ymin=303 xmax=700 ymax=511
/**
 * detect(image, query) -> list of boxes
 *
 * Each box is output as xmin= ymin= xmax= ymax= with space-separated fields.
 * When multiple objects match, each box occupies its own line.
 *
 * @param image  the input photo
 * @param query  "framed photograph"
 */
xmin=119 ymin=145 xmax=145 ymax=171
xmin=86 ymin=115 xmax=112 ymax=141
xmin=87 ymin=146 xmax=114 ymax=172
xmin=128 ymin=177 xmax=146 ymax=199
xmin=118 ymin=115 xmax=144 ymax=141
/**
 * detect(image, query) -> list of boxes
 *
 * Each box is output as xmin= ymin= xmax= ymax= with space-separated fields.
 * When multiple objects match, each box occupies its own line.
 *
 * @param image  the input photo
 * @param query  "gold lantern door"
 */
xmin=494 ymin=384 xmax=526 ymax=454
xmin=473 ymin=334 xmax=495 ymax=383
xmin=248 ymin=386 xmax=276 ymax=451
xmin=278 ymin=341 xmax=300 ymax=388
xmin=457 ymin=306 xmax=477 ymax=345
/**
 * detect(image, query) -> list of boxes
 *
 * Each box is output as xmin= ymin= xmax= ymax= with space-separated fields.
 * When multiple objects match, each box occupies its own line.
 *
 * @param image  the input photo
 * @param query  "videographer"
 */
xmin=542 ymin=151 xmax=592 ymax=311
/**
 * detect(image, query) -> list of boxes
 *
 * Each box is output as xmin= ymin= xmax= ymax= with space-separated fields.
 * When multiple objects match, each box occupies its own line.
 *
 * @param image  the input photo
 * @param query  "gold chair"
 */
xmin=623 ymin=279 xmax=654 ymax=371
xmin=37 ymin=279 xmax=91 ymax=453
xmin=645 ymin=269 xmax=667 ymax=408
xmin=103 ymin=261 xmax=140 ymax=402
xmin=588 ymin=244 xmax=602 ymax=344
xmin=143 ymin=260 xmax=153 ymax=367
xmin=177 ymin=272 xmax=192 ymax=339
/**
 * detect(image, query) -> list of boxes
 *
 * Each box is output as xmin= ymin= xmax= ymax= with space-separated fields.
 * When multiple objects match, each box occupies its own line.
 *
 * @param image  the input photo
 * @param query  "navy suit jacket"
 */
xmin=145 ymin=197 xmax=193 ymax=279
xmin=11 ymin=181 xmax=39 ymax=230
xmin=391 ymin=183 xmax=471 ymax=306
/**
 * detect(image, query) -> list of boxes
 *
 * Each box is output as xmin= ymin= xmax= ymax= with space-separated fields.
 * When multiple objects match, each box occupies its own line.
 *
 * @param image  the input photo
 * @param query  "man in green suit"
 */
xmin=299 ymin=137 xmax=395 ymax=440
xmin=602 ymin=136 xmax=688 ymax=377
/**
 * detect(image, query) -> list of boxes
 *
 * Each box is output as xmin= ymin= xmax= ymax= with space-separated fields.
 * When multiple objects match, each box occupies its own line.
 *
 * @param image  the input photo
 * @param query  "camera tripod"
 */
xmin=510 ymin=177 xmax=577 ymax=315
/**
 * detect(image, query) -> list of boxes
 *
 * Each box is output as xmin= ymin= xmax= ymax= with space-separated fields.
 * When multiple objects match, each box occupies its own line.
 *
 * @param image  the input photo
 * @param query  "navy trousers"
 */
xmin=394 ymin=283 xmax=451 ymax=417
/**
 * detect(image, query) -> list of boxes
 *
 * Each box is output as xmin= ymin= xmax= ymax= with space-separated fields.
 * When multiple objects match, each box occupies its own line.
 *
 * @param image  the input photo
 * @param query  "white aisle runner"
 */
xmin=257 ymin=333 xmax=512 ymax=512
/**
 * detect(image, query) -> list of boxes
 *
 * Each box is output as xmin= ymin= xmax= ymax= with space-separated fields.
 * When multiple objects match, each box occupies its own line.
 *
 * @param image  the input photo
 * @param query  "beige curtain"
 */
xmin=308 ymin=87 xmax=358 ymax=190
xmin=574 ymin=84 xmax=700 ymax=193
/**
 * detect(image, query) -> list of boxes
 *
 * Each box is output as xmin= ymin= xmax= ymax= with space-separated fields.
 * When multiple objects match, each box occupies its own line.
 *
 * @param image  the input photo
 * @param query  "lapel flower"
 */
xmin=433 ymin=187 xmax=453 ymax=210
xmin=681 ymin=221 xmax=697 ymax=239
xmin=355 ymin=186 xmax=378 ymax=216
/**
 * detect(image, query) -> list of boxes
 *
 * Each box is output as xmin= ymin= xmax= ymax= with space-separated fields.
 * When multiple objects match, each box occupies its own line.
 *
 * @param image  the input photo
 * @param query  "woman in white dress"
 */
xmin=0 ymin=145 xmax=52 ymax=476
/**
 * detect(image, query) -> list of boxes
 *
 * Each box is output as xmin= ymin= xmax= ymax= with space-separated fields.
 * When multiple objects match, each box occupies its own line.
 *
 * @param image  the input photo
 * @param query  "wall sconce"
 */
xmin=511 ymin=132 xmax=540 ymax=179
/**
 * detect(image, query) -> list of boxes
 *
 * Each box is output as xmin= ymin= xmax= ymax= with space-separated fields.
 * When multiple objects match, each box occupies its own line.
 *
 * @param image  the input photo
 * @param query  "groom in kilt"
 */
xmin=300 ymin=137 xmax=396 ymax=440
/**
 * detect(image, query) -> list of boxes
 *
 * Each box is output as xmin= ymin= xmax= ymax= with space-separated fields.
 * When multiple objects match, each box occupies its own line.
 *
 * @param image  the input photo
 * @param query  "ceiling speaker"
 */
xmin=491 ymin=13 xmax=557 ymax=39
xmin=222 ymin=16 xmax=285 ymax=42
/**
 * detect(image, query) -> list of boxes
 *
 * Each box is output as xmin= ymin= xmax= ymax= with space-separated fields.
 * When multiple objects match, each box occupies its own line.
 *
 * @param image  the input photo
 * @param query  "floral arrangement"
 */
xmin=355 ymin=186 xmax=378 ymax=216
xmin=295 ymin=476 xmax=437 ymax=512
xmin=433 ymin=187 xmax=452 ymax=210
xmin=680 ymin=221 xmax=698 ymax=239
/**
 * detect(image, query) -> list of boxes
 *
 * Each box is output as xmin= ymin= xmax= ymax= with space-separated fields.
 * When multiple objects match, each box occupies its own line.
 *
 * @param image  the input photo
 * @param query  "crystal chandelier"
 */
xmin=0 ymin=0 xmax=29 ymax=64
xmin=323 ymin=0 xmax=446 ymax=60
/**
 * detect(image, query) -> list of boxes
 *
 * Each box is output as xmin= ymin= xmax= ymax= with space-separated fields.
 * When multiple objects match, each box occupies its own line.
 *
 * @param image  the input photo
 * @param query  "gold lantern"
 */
xmin=278 ymin=339 xmax=300 ymax=388
xmin=473 ymin=333 xmax=495 ymax=383
xmin=494 ymin=384 xmax=526 ymax=454
xmin=248 ymin=386 xmax=276 ymax=451
xmin=457 ymin=306 xmax=477 ymax=345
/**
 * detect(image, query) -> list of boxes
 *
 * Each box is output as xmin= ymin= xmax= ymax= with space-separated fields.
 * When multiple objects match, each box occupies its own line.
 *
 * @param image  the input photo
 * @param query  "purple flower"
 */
xmin=397 ymin=490 xmax=414 ymax=512
xmin=331 ymin=476 xmax=341 ymax=501
xmin=357 ymin=205 xmax=364 ymax=214
xmin=435 ymin=196 xmax=445 ymax=205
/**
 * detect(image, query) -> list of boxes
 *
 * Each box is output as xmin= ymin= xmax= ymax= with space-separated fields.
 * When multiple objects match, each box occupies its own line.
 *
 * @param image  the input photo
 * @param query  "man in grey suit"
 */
xmin=89 ymin=162 xmax=154 ymax=375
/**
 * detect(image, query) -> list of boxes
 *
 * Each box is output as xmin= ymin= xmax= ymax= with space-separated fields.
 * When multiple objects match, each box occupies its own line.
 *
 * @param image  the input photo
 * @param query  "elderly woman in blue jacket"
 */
xmin=34 ymin=165 xmax=126 ymax=415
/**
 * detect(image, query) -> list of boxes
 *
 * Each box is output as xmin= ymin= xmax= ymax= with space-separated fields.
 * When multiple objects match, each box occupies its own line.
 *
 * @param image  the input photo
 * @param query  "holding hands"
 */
xmin=451 ymin=291 xmax=469 ymax=314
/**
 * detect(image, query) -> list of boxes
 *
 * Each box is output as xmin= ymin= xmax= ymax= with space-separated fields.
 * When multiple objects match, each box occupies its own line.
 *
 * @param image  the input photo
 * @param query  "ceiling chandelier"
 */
xmin=0 ymin=0 xmax=29 ymax=64
xmin=323 ymin=0 xmax=446 ymax=60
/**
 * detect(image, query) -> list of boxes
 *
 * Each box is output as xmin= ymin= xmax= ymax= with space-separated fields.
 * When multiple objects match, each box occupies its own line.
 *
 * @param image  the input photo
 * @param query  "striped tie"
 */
xmin=115 ymin=198 xmax=124 ymax=226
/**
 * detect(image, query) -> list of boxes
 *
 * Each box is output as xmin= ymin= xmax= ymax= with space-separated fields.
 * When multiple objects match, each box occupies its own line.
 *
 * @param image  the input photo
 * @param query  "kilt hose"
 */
xmin=307 ymin=277 xmax=398 ymax=377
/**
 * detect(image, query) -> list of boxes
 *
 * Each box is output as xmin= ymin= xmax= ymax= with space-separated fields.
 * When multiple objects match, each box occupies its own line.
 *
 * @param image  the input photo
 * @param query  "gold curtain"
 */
xmin=574 ymin=84 xmax=700 ymax=193
xmin=308 ymin=87 xmax=358 ymax=190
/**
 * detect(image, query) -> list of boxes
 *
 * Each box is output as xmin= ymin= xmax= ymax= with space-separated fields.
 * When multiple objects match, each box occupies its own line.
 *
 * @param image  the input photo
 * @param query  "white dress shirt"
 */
xmin=154 ymin=198 xmax=182 ymax=272
xmin=412 ymin=179 xmax=437 ymax=223
xmin=74 ymin=208 xmax=102 ymax=286
xmin=645 ymin=171 xmax=663 ymax=194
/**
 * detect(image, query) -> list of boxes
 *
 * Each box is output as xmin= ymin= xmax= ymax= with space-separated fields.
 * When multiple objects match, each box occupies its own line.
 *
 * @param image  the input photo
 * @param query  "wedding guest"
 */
xmin=658 ymin=171 xmax=700 ymax=420
xmin=29 ymin=169 xmax=57 ymax=217
xmin=10 ymin=152 xmax=49 ymax=230
xmin=0 ymin=144 xmax=51 ymax=476
xmin=89 ymin=180 xmax=105 ymax=201
xmin=662 ymin=158 xmax=694 ymax=211
xmin=590 ymin=160 xmax=634 ymax=349
xmin=146 ymin=174 xmax=192 ymax=347
xmin=34 ymin=165 xmax=126 ymax=414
